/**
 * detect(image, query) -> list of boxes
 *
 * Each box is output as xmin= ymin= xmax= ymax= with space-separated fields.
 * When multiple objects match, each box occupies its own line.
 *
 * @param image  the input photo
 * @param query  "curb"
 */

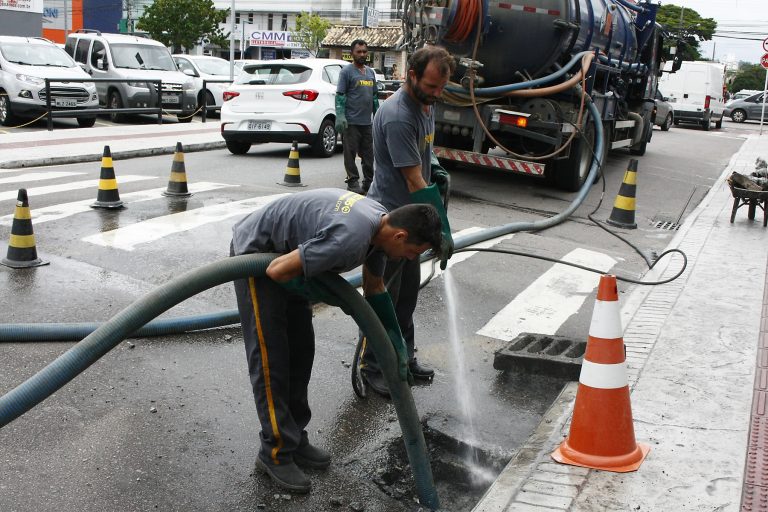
xmin=0 ymin=141 xmax=227 ymax=169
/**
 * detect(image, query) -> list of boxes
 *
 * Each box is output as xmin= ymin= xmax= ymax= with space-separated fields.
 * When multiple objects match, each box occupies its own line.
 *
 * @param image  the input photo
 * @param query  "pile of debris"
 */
xmin=729 ymin=157 xmax=768 ymax=191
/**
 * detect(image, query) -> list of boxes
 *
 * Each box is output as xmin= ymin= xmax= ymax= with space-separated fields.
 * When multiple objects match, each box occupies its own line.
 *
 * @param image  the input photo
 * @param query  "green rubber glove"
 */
xmin=279 ymin=276 xmax=350 ymax=314
xmin=430 ymin=152 xmax=450 ymax=197
xmin=373 ymin=95 xmax=380 ymax=116
xmin=366 ymin=291 xmax=410 ymax=382
xmin=410 ymin=183 xmax=454 ymax=270
xmin=335 ymin=94 xmax=348 ymax=132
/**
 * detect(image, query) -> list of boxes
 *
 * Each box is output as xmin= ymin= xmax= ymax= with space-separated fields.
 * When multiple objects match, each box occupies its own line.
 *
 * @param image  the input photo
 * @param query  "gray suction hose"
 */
xmin=0 ymin=253 xmax=441 ymax=509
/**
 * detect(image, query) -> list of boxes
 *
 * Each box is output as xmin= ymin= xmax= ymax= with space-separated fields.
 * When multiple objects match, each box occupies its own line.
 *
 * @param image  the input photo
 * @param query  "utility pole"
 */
xmin=126 ymin=0 xmax=133 ymax=33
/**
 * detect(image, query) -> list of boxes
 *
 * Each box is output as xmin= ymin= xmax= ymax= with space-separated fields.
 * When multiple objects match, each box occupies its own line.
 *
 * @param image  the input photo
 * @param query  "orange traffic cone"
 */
xmin=551 ymin=274 xmax=649 ymax=472
xmin=163 ymin=142 xmax=192 ymax=197
xmin=278 ymin=141 xmax=306 ymax=187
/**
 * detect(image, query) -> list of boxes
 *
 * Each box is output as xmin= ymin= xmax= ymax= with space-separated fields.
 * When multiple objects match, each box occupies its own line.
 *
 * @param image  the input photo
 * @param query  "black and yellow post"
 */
xmin=278 ymin=141 xmax=306 ymax=187
xmin=606 ymin=159 xmax=638 ymax=229
xmin=1 ymin=189 xmax=49 ymax=268
xmin=91 ymin=145 xmax=125 ymax=209
xmin=163 ymin=142 xmax=193 ymax=197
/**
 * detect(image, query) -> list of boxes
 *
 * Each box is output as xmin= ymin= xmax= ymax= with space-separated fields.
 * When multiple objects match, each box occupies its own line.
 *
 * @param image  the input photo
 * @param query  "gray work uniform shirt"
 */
xmin=367 ymin=88 xmax=435 ymax=211
xmin=336 ymin=63 xmax=377 ymax=126
xmin=231 ymin=189 xmax=387 ymax=277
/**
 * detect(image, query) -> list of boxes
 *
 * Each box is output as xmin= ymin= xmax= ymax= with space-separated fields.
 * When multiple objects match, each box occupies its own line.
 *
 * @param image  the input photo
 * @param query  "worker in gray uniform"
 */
xmin=231 ymin=188 xmax=443 ymax=493
xmin=360 ymin=45 xmax=456 ymax=398
xmin=336 ymin=39 xmax=379 ymax=194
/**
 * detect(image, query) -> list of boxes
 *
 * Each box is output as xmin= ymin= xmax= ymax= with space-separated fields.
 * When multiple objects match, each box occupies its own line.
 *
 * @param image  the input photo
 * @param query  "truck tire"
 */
xmin=629 ymin=117 xmax=651 ymax=156
xmin=553 ymin=113 xmax=597 ymax=192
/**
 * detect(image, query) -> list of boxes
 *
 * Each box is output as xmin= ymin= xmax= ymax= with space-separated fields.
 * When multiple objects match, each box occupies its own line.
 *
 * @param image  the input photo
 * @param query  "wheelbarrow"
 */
xmin=728 ymin=180 xmax=768 ymax=226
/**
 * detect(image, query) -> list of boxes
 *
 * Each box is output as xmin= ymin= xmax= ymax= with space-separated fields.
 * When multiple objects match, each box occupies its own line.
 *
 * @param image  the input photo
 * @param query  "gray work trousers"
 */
xmin=342 ymin=124 xmax=374 ymax=189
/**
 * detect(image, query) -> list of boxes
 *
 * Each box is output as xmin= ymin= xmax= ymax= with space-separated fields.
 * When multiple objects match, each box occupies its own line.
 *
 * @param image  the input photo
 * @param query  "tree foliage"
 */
xmin=656 ymin=4 xmax=717 ymax=62
xmin=137 ymin=0 xmax=229 ymax=53
xmin=290 ymin=12 xmax=331 ymax=57
xmin=730 ymin=64 xmax=766 ymax=93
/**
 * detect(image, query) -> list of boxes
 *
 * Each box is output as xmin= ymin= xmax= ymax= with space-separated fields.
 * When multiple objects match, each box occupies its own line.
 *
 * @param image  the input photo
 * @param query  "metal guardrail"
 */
xmin=42 ymin=77 xmax=184 ymax=131
xmin=200 ymin=78 xmax=233 ymax=123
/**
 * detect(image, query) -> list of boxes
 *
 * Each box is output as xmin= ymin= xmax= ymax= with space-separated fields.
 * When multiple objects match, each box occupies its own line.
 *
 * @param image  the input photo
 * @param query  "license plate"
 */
xmin=162 ymin=94 xmax=180 ymax=104
xmin=247 ymin=121 xmax=271 ymax=131
xmin=54 ymin=98 xmax=77 ymax=107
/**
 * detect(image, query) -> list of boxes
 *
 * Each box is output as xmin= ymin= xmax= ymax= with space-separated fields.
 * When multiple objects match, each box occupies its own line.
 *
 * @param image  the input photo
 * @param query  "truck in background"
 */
xmin=658 ymin=60 xmax=726 ymax=131
xmin=398 ymin=0 xmax=665 ymax=191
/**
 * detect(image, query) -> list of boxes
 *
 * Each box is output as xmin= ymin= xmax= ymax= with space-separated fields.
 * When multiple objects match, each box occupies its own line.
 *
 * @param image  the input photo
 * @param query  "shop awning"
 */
xmin=322 ymin=25 xmax=403 ymax=50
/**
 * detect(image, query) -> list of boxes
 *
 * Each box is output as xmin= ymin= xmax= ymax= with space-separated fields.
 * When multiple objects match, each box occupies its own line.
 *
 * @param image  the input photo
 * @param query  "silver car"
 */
xmin=724 ymin=93 xmax=767 ymax=123
xmin=653 ymin=89 xmax=673 ymax=131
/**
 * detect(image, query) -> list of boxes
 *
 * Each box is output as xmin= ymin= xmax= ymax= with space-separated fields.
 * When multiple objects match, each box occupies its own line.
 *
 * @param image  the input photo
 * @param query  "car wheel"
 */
xmin=226 ymin=141 xmax=251 ymax=155
xmin=312 ymin=118 xmax=336 ymax=158
xmin=661 ymin=113 xmax=672 ymax=131
xmin=109 ymin=91 xmax=126 ymax=123
xmin=0 ymin=92 xmax=18 ymax=127
xmin=77 ymin=116 xmax=97 ymax=128
xmin=731 ymin=109 xmax=746 ymax=123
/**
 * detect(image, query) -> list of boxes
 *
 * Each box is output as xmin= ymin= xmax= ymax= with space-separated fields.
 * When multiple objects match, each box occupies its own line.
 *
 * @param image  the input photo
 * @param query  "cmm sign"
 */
xmin=249 ymin=30 xmax=303 ymax=49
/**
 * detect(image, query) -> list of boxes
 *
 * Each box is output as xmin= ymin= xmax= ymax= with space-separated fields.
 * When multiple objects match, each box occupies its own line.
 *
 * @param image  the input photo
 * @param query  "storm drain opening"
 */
xmin=493 ymin=332 xmax=586 ymax=381
xmin=650 ymin=216 xmax=681 ymax=231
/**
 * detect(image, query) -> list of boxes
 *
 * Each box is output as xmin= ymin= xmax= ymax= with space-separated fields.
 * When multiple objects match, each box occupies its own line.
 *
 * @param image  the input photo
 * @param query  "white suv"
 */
xmin=0 ymin=35 xmax=99 ymax=127
xmin=64 ymin=30 xmax=196 ymax=123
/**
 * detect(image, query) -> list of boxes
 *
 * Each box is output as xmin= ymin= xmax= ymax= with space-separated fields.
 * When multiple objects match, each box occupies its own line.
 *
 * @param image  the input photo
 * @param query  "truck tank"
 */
xmin=438 ymin=0 xmax=640 ymax=86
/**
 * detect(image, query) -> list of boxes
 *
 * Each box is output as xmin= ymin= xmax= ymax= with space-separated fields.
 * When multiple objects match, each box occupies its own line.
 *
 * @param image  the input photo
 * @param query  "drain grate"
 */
xmin=650 ymin=216 xmax=681 ymax=231
xmin=493 ymin=333 xmax=585 ymax=380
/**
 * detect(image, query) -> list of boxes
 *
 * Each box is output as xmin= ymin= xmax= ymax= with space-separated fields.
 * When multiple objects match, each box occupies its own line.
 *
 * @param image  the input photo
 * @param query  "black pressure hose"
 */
xmin=0 ymin=253 xmax=441 ymax=509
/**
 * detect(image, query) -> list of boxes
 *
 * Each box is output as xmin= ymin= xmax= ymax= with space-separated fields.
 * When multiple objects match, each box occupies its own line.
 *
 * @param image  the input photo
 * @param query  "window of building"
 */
xmin=248 ymin=13 xmax=254 ymax=24
xmin=267 ymin=13 xmax=273 ymax=31
xmin=235 ymin=12 xmax=240 ymax=24
xmin=281 ymin=14 xmax=288 ymax=31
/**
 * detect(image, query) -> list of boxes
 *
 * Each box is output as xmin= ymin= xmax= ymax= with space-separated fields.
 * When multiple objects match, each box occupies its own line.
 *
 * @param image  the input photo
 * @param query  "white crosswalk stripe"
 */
xmin=0 ymin=171 xmax=85 ymax=185
xmin=0 ymin=175 xmax=155 ymax=202
xmin=476 ymin=248 xmax=617 ymax=341
xmin=81 ymin=193 xmax=289 ymax=251
xmin=419 ymin=227 xmax=515 ymax=277
xmin=0 ymin=182 xmax=235 ymax=226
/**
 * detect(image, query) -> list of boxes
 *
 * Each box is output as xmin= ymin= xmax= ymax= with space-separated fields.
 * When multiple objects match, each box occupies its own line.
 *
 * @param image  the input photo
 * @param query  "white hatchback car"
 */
xmin=220 ymin=58 xmax=347 ymax=157
xmin=172 ymin=54 xmax=233 ymax=115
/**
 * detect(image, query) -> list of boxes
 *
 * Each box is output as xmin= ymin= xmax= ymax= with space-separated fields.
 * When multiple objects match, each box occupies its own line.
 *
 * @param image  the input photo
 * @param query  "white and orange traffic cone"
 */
xmin=551 ymin=274 xmax=649 ymax=472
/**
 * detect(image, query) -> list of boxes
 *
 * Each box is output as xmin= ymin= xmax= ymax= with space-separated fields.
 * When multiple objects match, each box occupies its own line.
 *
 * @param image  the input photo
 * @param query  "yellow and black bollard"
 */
xmin=91 ymin=145 xmax=124 ymax=209
xmin=606 ymin=159 xmax=638 ymax=229
xmin=163 ymin=142 xmax=193 ymax=197
xmin=278 ymin=141 xmax=306 ymax=187
xmin=1 ymin=189 xmax=49 ymax=268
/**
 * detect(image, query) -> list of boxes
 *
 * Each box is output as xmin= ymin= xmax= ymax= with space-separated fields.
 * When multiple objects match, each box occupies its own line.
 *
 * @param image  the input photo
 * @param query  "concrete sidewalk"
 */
xmin=474 ymin=134 xmax=768 ymax=511
xmin=0 ymin=122 xmax=225 ymax=168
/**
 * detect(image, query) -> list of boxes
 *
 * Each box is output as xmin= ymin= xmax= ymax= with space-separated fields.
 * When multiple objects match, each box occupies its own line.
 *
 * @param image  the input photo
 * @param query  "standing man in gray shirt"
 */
xmin=360 ymin=46 xmax=456 ymax=398
xmin=231 ymin=188 xmax=443 ymax=494
xmin=336 ymin=39 xmax=379 ymax=195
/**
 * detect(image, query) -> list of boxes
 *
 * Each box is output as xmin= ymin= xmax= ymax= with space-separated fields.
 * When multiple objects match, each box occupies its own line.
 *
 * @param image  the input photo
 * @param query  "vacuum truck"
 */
xmin=399 ymin=0 xmax=665 ymax=191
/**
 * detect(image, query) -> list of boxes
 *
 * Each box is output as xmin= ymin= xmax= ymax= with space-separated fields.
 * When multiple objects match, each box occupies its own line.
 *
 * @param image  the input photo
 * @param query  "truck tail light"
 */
xmin=283 ymin=89 xmax=319 ymax=101
xmin=704 ymin=95 xmax=711 ymax=109
xmin=223 ymin=91 xmax=240 ymax=102
xmin=499 ymin=112 xmax=528 ymax=128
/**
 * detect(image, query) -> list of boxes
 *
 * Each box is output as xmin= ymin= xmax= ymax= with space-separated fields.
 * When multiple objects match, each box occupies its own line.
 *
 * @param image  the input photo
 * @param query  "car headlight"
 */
xmin=16 ymin=74 xmax=43 ymax=85
xmin=127 ymin=81 xmax=149 ymax=88
xmin=83 ymin=81 xmax=95 ymax=88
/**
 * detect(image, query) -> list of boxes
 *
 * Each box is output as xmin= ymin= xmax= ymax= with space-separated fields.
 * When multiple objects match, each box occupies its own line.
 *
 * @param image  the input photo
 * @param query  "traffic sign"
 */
xmin=763 ymin=37 xmax=768 ymax=52
xmin=761 ymin=53 xmax=768 ymax=70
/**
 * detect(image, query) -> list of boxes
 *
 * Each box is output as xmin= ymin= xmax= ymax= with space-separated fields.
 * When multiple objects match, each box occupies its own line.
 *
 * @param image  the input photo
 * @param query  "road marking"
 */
xmin=0 ymin=182 xmax=234 ymax=226
xmin=82 ymin=193 xmax=290 ymax=251
xmin=0 ymin=175 xmax=155 ymax=202
xmin=0 ymin=171 xmax=85 ymax=185
xmin=420 ymin=227 xmax=515 ymax=277
xmin=476 ymin=248 xmax=616 ymax=341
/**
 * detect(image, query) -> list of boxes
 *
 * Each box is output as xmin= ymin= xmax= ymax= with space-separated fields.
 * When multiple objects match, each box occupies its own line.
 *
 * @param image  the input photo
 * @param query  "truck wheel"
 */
xmin=109 ymin=91 xmax=126 ymax=123
xmin=661 ymin=113 xmax=672 ymax=131
xmin=553 ymin=113 xmax=597 ymax=192
xmin=629 ymin=117 xmax=651 ymax=156
xmin=731 ymin=109 xmax=746 ymax=123
xmin=0 ymin=93 xmax=18 ymax=127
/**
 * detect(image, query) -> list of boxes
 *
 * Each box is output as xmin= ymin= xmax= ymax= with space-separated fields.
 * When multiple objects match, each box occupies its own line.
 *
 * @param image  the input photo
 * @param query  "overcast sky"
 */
xmin=667 ymin=0 xmax=767 ymax=64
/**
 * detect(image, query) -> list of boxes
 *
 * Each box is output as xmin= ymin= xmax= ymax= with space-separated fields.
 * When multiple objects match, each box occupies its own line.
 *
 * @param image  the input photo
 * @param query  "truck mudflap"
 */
xmin=434 ymin=146 xmax=545 ymax=176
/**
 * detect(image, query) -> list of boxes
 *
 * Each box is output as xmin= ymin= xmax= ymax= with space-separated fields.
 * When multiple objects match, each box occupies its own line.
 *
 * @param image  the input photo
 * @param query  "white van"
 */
xmin=64 ymin=30 xmax=196 ymax=123
xmin=659 ymin=60 xmax=726 ymax=130
xmin=0 ymin=35 xmax=99 ymax=127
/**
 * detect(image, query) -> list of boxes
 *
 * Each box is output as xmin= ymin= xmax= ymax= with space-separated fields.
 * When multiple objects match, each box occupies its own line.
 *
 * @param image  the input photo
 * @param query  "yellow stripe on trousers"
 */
xmin=248 ymin=277 xmax=284 ymax=464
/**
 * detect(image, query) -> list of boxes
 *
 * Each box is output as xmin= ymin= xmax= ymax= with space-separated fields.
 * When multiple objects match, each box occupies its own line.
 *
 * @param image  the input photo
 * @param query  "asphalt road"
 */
xmin=0 ymin=118 xmax=751 ymax=511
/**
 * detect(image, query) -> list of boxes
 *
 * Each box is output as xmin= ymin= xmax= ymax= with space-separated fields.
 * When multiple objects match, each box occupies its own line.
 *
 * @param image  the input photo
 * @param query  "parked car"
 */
xmin=220 ymin=58 xmax=347 ymax=157
xmin=724 ymin=93 xmax=767 ymax=123
xmin=64 ymin=30 xmax=197 ymax=123
xmin=0 ymin=35 xmax=99 ymax=127
xmin=173 ymin=54 xmax=233 ymax=115
xmin=653 ymin=89 xmax=673 ymax=131
xmin=728 ymin=89 xmax=762 ymax=104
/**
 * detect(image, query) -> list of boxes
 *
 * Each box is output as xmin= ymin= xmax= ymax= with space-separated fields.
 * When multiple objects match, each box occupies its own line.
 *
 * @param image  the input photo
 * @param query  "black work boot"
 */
xmin=256 ymin=455 xmax=311 ymax=494
xmin=361 ymin=370 xmax=391 ymax=399
xmin=346 ymin=181 xmax=364 ymax=194
xmin=408 ymin=358 xmax=434 ymax=380
xmin=294 ymin=442 xmax=331 ymax=469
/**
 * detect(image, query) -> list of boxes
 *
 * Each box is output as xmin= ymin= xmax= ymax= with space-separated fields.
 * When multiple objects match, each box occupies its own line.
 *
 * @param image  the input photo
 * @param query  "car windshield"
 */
xmin=1 ymin=41 xmax=76 ymax=67
xmin=194 ymin=57 xmax=231 ymax=75
xmin=111 ymin=43 xmax=176 ymax=70
xmin=235 ymin=64 xmax=312 ymax=85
